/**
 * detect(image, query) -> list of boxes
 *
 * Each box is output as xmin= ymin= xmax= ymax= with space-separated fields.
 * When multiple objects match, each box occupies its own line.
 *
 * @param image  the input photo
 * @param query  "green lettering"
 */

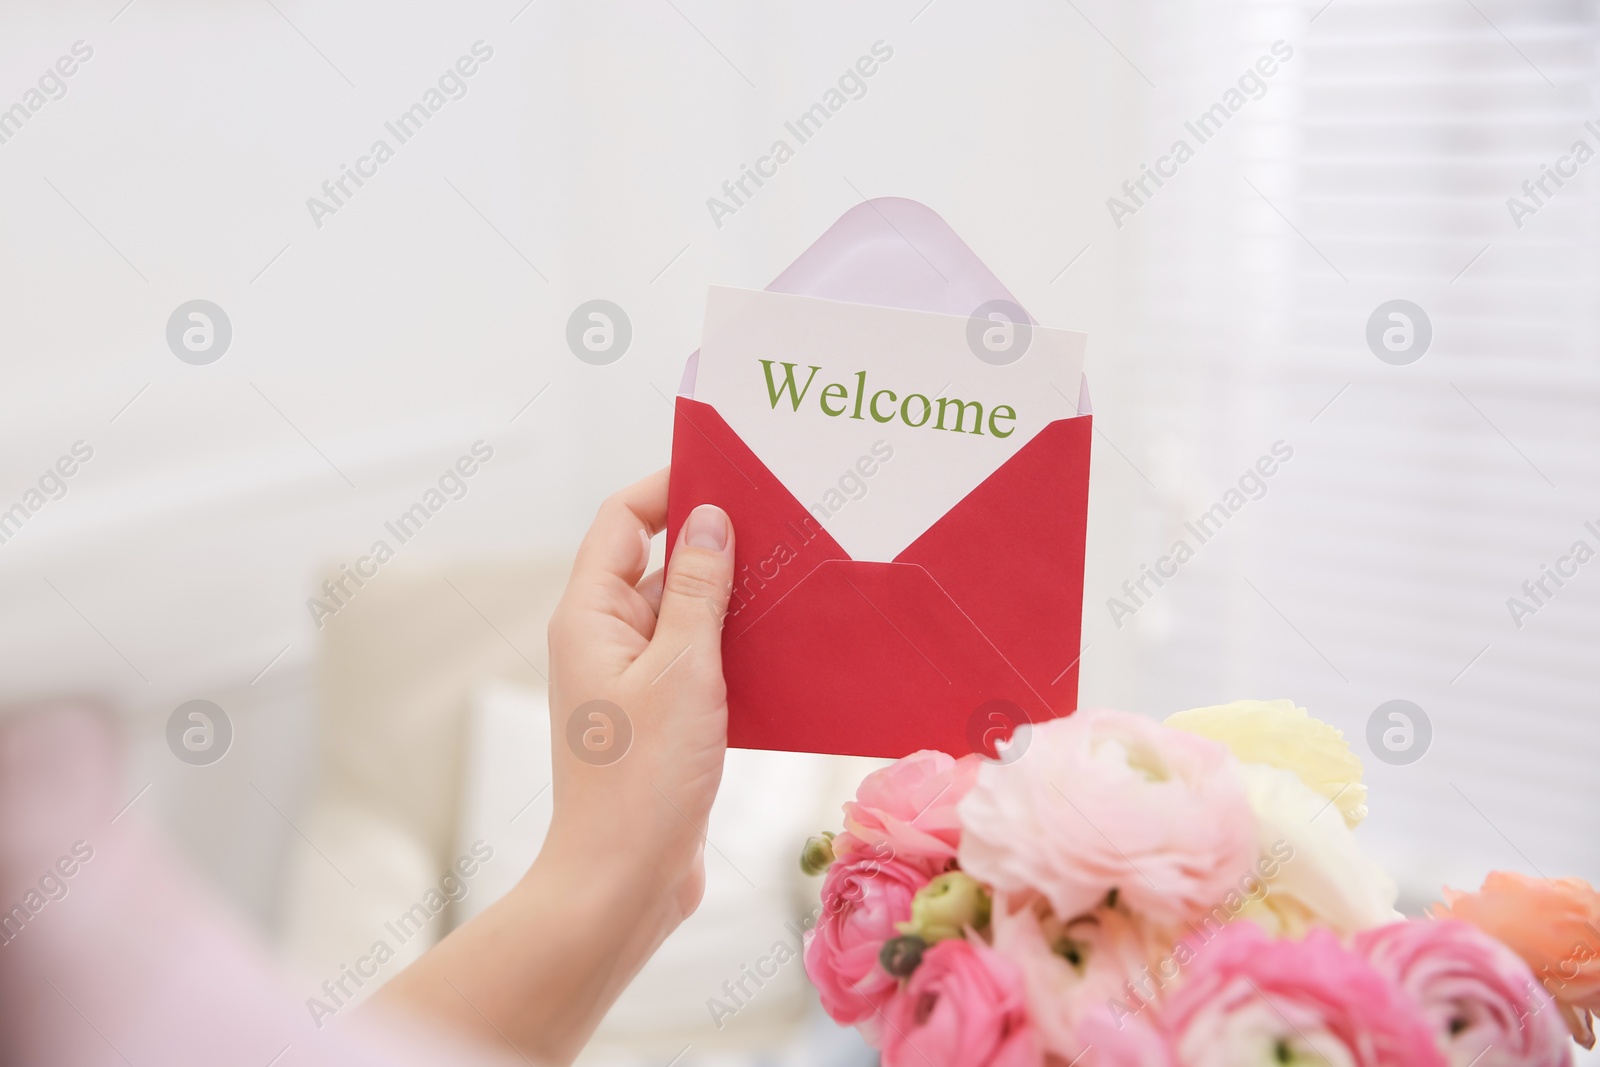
xmin=760 ymin=361 xmax=822 ymax=411
xmin=988 ymin=404 xmax=1016 ymax=438
xmin=760 ymin=362 xmax=1021 ymax=438
xmin=934 ymin=397 xmax=984 ymax=434
xmin=900 ymin=393 xmax=931 ymax=427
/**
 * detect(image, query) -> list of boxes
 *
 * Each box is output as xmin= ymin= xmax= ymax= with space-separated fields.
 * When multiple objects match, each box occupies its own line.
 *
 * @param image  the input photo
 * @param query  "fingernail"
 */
xmin=685 ymin=504 xmax=729 ymax=551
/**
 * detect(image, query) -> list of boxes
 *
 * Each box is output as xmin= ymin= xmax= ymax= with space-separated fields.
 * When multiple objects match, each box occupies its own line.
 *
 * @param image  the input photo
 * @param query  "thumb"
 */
xmin=651 ymin=503 xmax=735 ymax=659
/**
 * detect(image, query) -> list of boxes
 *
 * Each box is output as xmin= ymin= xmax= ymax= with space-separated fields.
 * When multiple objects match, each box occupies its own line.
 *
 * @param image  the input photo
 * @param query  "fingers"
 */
xmin=570 ymin=468 xmax=669 ymax=591
xmin=635 ymin=568 xmax=665 ymax=617
xmin=645 ymin=505 xmax=734 ymax=677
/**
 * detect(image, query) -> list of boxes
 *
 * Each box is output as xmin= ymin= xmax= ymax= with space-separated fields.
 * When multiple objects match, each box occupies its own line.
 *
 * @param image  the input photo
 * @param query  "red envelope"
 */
xmin=666 ymin=199 xmax=1091 ymax=759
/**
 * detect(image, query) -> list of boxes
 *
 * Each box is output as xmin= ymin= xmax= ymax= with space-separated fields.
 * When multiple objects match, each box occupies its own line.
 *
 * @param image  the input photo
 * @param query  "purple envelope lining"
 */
xmin=678 ymin=197 xmax=1090 ymax=416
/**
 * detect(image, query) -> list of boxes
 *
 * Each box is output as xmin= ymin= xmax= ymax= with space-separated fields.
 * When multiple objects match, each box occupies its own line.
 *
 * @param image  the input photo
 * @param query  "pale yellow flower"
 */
xmin=1164 ymin=699 xmax=1368 ymax=827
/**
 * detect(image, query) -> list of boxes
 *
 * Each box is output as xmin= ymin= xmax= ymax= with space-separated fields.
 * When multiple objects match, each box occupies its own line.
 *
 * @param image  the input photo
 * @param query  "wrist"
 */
xmin=524 ymin=818 xmax=695 ymax=958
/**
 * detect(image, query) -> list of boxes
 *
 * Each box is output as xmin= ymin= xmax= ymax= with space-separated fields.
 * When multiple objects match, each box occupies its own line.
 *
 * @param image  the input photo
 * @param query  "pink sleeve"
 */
xmin=0 ymin=706 xmax=524 ymax=1067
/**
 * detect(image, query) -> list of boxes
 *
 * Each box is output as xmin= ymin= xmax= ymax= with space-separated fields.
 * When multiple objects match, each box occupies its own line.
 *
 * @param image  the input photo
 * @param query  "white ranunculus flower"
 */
xmin=1234 ymin=762 xmax=1399 ymax=937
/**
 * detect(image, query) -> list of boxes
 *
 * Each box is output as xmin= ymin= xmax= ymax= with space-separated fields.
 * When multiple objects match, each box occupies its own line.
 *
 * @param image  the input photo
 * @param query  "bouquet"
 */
xmin=798 ymin=701 xmax=1600 ymax=1066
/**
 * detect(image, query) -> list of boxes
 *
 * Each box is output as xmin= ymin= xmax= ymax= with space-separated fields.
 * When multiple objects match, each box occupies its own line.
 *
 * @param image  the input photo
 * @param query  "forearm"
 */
xmin=368 ymin=836 xmax=685 ymax=1066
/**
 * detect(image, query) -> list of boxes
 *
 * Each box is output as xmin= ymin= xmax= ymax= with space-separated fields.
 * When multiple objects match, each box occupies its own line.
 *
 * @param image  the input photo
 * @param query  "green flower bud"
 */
xmin=800 ymin=832 xmax=837 ymax=876
xmin=879 ymin=934 xmax=927 ymax=978
xmin=896 ymin=871 xmax=992 ymax=943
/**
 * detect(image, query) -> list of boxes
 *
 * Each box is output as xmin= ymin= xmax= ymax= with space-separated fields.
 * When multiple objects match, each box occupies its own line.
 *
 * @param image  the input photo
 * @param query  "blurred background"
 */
xmin=1 ymin=0 xmax=1597 ymax=1062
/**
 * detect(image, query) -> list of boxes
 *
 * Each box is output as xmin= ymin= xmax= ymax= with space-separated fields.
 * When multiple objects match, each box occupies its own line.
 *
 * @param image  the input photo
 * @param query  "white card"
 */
xmin=693 ymin=286 xmax=1087 ymax=562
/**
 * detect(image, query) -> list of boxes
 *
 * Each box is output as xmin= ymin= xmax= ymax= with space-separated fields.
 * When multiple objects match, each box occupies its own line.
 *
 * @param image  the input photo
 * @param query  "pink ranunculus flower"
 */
xmin=1355 ymin=919 xmax=1573 ymax=1067
xmin=958 ymin=709 xmax=1258 ymax=931
xmin=989 ymin=894 xmax=1161 ymax=1062
xmin=881 ymin=938 xmax=1040 ymax=1067
xmin=1075 ymin=1009 xmax=1179 ymax=1067
xmin=804 ymin=846 xmax=927 ymax=1033
xmin=1163 ymin=922 xmax=1447 ymax=1067
xmin=835 ymin=749 xmax=982 ymax=870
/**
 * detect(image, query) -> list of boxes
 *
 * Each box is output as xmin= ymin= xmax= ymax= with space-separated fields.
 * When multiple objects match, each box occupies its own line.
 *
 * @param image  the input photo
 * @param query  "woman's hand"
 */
xmin=371 ymin=469 xmax=735 ymax=1065
xmin=543 ymin=467 xmax=735 ymax=922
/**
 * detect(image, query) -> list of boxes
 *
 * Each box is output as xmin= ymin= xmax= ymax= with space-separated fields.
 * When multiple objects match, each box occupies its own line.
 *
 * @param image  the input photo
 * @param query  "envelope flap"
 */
xmin=768 ymin=197 xmax=1033 ymax=318
xmin=680 ymin=197 xmax=1051 ymax=399
xmin=896 ymin=414 xmax=1093 ymax=706
xmin=667 ymin=397 xmax=849 ymax=641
